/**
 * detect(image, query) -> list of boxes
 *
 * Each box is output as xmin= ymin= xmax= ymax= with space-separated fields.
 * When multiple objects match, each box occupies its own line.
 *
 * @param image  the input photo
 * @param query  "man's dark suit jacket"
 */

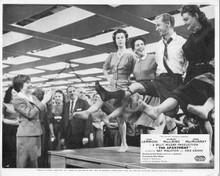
xmin=60 ymin=98 xmax=91 ymax=149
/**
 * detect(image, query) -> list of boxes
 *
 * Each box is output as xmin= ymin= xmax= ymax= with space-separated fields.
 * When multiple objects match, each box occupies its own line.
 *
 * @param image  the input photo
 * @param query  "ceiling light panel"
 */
xmin=32 ymin=82 xmax=52 ymax=87
xmin=9 ymin=68 xmax=45 ymax=75
xmin=97 ymin=74 xmax=113 ymax=78
xmin=48 ymin=85 xmax=67 ymax=90
xmin=48 ymin=80 xmax=71 ymax=85
xmin=81 ymin=26 xmax=149 ymax=46
xmin=25 ymin=6 xmax=95 ymax=33
xmin=4 ymin=6 xmax=94 ymax=47
xmin=67 ymin=78 xmax=81 ymax=83
xmin=3 ymin=81 xmax=13 ymax=87
xmin=35 ymin=62 xmax=78 ymax=71
xmin=149 ymin=6 xmax=215 ymax=27
xmin=30 ymin=77 xmax=48 ymax=82
xmin=29 ymin=44 xmax=83 ymax=57
xmin=81 ymin=76 xmax=102 ymax=82
xmin=74 ymin=83 xmax=90 ymax=87
xmin=42 ymin=73 xmax=74 ymax=79
xmin=99 ymin=81 xmax=110 ymax=86
xmin=2 ymin=73 xmax=17 ymax=80
xmin=3 ymin=55 xmax=41 ymax=65
xmin=70 ymin=53 xmax=109 ymax=64
xmin=71 ymin=68 xmax=103 ymax=75
xmin=3 ymin=32 xmax=32 ymax=47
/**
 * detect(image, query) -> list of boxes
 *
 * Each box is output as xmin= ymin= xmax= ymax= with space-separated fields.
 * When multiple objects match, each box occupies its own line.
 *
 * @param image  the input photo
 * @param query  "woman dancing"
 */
xmin=74 ymin=29 xmax=137 ymax=152
xmin=138 ymin=5 xmax=214 ymax=161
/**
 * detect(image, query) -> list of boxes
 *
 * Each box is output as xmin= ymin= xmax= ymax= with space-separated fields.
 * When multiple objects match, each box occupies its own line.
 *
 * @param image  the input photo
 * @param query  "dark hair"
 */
xmin=85 ymin=94 xmax=91 ymax=99
xmin=13 ymin=75 xmax=30 ymax=92
xmin=32 ymin=88 xmax=45 ymax=101
xmin=112 ymin=29 xmax=129 ymax=48
xmin=4 ymin=85 xmax=13 ymax=103
xmin=66 ymin=85 xmax=76 ymax=92
xmin=130 ymin=37 xmax=146 ymax=50
xmin=181 ymin=5 xmax=211 ymax=27
xmin=54 ymin=89 xmax=66 ymax=104
xmin=155 ymin=13 xmax=175 ymax=27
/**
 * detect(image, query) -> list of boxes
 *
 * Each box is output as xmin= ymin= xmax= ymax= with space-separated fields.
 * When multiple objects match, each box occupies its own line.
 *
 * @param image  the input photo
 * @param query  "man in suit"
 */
xmin=60 ymin=85 xmax=92 ymax=149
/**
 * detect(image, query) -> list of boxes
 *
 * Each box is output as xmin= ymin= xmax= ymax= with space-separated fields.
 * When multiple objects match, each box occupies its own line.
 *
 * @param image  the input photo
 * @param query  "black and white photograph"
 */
xmin=1 ymin=0 xmax=219 ymax=176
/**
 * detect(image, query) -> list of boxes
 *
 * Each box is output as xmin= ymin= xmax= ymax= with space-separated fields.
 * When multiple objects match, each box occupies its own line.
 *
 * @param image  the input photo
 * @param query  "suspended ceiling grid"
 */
xmin=2 ymin=4 xmax=215 ymax=92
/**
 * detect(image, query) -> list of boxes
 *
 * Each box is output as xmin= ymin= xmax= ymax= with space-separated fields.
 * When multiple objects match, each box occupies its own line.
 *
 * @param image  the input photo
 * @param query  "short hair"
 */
xmin=32 ymin=88 xmax=45 ymax=101
xmin=13 ymin=75 xmax=30 ymax=92
xmin=155 ymin=13 xmax=175 ymax=27
xmin=112 ymin=29 xmax=129 ymax=48
xmin=181 ymin=5 xmax=211 ymax=27
xmin=4 ymin=85 xmax=14 ymax=103
xmin=130 ymin=36 xmax=146 ymax=51
xmin=66 ymin=85 xmax=76 ymax=92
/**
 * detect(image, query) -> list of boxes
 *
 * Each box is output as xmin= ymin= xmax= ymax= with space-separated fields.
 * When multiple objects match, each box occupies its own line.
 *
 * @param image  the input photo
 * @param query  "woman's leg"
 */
xmin=74 ymin=99 xmax=104 ymax=120
xmin=117 ymin=117 xmax=128 ymax=152
xmin=187 ymin=97 xmax=214 ymax=120
xmin=96 ymin=81 xmax=146 ymax=102
xmin=138 ymin=97 xmax=179 ymax=120
xmin=200 ymin=121 xmax=214 ymax=162
xmin=100 ymin=83 xmax=146 ymax=122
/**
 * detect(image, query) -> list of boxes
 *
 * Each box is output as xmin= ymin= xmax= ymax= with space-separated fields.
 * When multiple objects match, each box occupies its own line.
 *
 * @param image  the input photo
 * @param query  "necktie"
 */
xmin=163 ymin=37 xmax=173 ymax=74
xmin=69 ymin=101 xmax=74 ymax=119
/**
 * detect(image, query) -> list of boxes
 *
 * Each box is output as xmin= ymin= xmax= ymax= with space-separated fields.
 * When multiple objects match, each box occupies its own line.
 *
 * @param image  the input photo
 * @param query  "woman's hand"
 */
xmin=42 ymin=89 xmax=53 ymax=104
xmin=109 ymin=78 xmax=115 ymax=86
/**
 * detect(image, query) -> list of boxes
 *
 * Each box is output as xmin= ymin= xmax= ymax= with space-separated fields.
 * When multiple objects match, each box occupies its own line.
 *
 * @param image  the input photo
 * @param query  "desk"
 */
xmin=48 ymin=146 xmax=214 ymax=169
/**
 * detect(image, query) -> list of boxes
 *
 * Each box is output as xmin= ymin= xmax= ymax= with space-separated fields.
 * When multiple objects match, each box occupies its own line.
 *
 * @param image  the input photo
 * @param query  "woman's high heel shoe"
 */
xmin=95 ymin=81 xmax=125 ymax=102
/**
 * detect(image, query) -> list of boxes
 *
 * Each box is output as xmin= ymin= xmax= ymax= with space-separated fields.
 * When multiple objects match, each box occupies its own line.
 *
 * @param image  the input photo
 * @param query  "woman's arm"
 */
xmin=13 ymin=97 xmax=44 ymax=119
xmin=2 ymin=116 xmax=19 ymax=125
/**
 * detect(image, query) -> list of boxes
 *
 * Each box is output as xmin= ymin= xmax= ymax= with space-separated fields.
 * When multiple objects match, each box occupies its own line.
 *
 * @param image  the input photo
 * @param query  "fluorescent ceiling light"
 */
xmin=2 ymin=73 xmax=16 ymax=80
xmin=71 ymin=68 xmax=103 ymax=75
xmin=9 ymin=68 xmax=45 ymax=75
xmin=3 ymin=55 xmax=41 ymax=65
xmin=99 ymin=81 xmax=110 ymax=86
xmin=48 ymin=85 xmax=67 ymax=90
xmin=3 ymin=32 xmax=32 ymax=47
xmin=81 ymin=76 xmax=102 ymax=82
xmin=148 ymin=5 xmax=215 ymax=27
xmin=48 ymin=80 xmax=71 ymax=85
xmin=35 ymin=62 xmax=78 ymax=71
xmin=3 ymin=81 xmax=13 ymax=87
xmin=109 ymin=5 xmax=120 ymax=7
xmin=97 ymin=74 xmax=113 ymax=78
xmin=25 ymin=6 xmax=95 ymax=33
xmin=3 ymin=65 xmax=9 ymax=68
xmin=29 ymin=44 xmax=83 ymax=57
xmin=30 ymin=77 xmax=48 ymax=82
xmin=74 ymin=83 xmax=90 ymax=87
xmin=33 ymin=82 xmax=52 ymax=87
xmin=4 ymin=6 xmax=94 ymax=47
xmin=2 ymin=87 xmax=10 ymax=91
xmin=42 ymin=73 xmax=74 ymax=79
xmin=67 ymin=78 xmax=81 ymax=83
xmin=81 ymin=26 xmax=149 ymax=46
xmin=70 ymin=53 xmax=109 ymax=64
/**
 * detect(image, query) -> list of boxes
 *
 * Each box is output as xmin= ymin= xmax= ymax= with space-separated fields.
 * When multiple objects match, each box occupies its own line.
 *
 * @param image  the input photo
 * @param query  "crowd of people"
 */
xmin=2 ymin=5 xmax=215 ymax=168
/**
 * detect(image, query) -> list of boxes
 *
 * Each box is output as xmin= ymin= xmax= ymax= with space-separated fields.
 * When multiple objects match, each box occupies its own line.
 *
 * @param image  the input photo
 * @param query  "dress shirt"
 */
xmin=155 ymin=32 xmax=187 ymax=76
xmin=69 ymin=98 xmax=78 ymax=116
